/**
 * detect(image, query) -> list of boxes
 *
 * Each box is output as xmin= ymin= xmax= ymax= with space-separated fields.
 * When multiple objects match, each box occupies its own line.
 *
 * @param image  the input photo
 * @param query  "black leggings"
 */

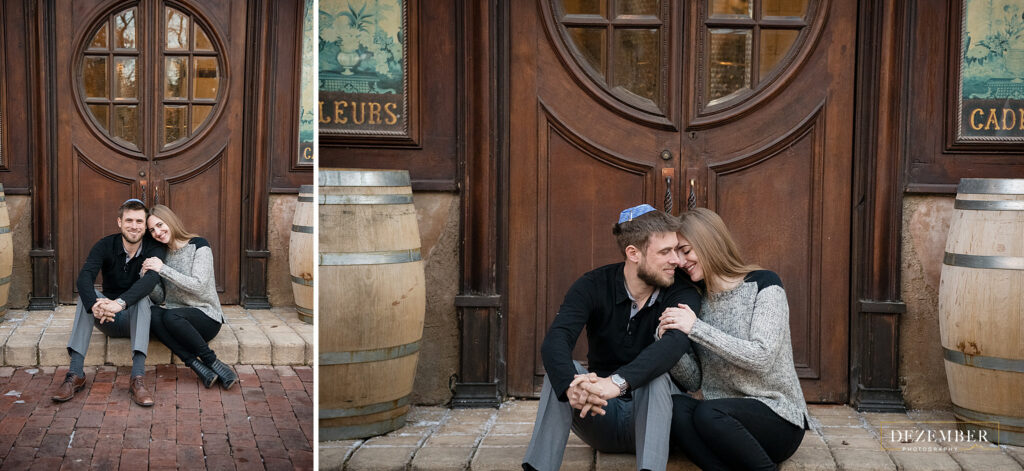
xmin=670 ymin=394 xmax=804 ymax=471
xmin=150 ymin=306 xmax=222 ymax=364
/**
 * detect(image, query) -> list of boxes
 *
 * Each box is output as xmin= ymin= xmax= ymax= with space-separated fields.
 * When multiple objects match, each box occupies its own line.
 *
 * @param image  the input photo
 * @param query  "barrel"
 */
xmin=0 ymin=184 xmax=11 ymax=320
xmin=318 ymin=169 xmax=425 ymax=441
xmin=939 ymin=178 xmax=1024 ymax=446
xmin=289 ymin=185 xmax=314 ymax=324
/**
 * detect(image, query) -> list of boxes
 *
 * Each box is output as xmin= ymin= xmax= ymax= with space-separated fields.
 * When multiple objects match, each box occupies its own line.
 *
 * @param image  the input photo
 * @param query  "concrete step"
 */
xmin=0 ymin=305 xmax=312 ymax=367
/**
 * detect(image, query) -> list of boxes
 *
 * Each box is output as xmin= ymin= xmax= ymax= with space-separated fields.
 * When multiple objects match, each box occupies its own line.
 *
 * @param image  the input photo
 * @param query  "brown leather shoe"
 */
xmin=129 ymin=376 xmax=154 ymax=407
xmin=51 ymin=373 xmax=86 ymax=402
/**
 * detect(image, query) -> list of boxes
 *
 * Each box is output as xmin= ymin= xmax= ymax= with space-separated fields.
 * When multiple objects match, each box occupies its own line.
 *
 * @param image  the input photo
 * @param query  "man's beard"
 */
xmin=638 ymin=258 xmax=673 ymax=288
xmin=122 ymin=231 xmax=142 ymax=244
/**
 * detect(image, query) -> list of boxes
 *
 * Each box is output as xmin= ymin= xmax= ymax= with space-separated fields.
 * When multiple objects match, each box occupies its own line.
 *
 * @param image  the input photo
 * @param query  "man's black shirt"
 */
xmin=77 ymin=233 xmax=167 ymax=312
xmin=540 ymin=262 xmax=702 ymax=401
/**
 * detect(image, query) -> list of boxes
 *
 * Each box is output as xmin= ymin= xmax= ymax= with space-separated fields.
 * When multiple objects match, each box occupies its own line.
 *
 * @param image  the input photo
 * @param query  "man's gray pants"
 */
xmin=67 ymin=292 xmax=152 ymax=358
xmin=522 ymin=362 xmax=674 ymax=471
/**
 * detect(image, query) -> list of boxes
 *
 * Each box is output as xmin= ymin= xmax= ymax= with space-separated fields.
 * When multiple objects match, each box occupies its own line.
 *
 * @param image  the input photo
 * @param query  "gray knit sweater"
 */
xmin=149 ymin=238 xmax=224 ymax=324
xmin=668 ymin=270 xmax=809 ymax=428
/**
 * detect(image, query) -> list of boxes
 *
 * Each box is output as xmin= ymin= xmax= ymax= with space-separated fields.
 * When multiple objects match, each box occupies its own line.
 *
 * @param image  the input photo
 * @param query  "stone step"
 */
xmin=0 ymin=305 xmax=312 ymax=367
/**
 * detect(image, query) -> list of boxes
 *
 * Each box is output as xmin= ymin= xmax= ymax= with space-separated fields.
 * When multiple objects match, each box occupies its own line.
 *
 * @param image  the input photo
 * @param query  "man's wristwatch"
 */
xmin=610 ymin=374 xmax=628 ymax=397
xmin=114 ymin=298 xmax=127 ymax=309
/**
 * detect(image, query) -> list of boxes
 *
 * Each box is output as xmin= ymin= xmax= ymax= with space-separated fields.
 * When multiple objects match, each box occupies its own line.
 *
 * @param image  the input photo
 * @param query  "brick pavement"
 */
xmin=0 ymin=365 xmax=313 ymax=470
xmin=320 ymin=401 xmax=1024 ymax=471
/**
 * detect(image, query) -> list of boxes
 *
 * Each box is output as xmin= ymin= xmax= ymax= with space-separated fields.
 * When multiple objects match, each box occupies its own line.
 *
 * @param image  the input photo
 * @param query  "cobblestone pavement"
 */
xmin=321 ymin=401 xmax=1024 ymax=470
xmin=0 ymin=365 xmax=313 ymax=470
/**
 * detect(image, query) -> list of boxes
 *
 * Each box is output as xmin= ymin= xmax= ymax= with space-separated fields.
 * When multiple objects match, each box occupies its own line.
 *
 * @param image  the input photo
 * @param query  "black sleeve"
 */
xmin=76 ymin=238 xmax=107 ymax=312
xmin=117 ymin=242 xmax=168 ymax=307
xmin=540 ymin=275 xmax=594 ymax=402
xmin=613 ymin=282 xmax=703 ymax=389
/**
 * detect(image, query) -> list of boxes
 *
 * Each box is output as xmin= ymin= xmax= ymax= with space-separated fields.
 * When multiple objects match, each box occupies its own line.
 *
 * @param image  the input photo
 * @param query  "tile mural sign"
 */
xmin=299 ymin=0 xmax=315 ymax=164
xmin=959 ymin=0 xmax=1024 ymax=141
xmin=319 ymin=0 xmax=408 ymax=138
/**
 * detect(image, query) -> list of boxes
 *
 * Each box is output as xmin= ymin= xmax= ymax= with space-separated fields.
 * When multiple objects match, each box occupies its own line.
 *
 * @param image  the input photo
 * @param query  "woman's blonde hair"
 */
xmin=677 ymin=208 xmax=760 ymax=293
xmin=148 ymin=204 xmax=198 ymax=246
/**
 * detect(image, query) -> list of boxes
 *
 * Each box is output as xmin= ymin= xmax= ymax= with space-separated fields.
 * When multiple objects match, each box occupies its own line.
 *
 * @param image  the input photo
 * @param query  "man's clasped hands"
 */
xmin=567 ymin=373 xmax=622 ymax=418
xmin=91 ymin=298 xmax=125 ymax=324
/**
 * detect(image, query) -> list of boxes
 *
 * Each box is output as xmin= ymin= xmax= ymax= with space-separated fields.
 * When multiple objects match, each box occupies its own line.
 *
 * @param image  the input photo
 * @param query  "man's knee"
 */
xmin=633 ymin=373 xmax=672 ymax=398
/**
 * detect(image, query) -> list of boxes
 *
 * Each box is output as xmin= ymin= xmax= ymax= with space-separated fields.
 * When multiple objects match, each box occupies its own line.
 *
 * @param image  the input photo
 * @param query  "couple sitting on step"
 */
xmin=522 ymin=205 xmax=811 ymax=471
xmin=51 ymin=199 xmax=237 ymax=407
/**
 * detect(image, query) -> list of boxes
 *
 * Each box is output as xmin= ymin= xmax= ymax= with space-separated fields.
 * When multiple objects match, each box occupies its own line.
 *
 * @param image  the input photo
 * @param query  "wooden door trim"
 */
xmin=30 ymin=0 xmax=59 ymax=310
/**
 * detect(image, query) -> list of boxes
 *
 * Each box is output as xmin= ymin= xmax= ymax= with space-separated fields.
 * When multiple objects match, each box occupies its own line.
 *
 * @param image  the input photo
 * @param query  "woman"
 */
xmin=657 ymin=208 xmax=808 ymax=470
xmin=143 ymin=205 xmax=237 ymax=390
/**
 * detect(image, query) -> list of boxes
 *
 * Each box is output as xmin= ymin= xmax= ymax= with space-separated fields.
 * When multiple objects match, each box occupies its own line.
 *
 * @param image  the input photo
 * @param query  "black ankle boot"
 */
xmin=187 ymin=358 xmax=218 ymax=388
xmin=206 ymin=359 xmax=237 ymax=390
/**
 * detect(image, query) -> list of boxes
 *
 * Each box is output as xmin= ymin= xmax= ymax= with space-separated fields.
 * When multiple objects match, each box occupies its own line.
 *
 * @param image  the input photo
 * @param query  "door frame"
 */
xmin=454 ymin=0 xmax=908 ymax=409
xmin=28 ymin=0 xmax=302 ymax=309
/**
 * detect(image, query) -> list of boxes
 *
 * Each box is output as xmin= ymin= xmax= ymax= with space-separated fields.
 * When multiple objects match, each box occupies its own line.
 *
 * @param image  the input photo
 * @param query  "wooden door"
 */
xmin=56 ymin=0 xmax=244 ymax=303
xmin=508 ymin=0 xmax=854 ymax=402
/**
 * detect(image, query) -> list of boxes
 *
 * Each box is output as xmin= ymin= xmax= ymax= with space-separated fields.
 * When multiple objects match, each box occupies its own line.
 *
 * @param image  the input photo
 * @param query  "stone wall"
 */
xmin=6 ymin=196 xmax=31 ymax=309
xmin=899 ymin=194 xmax=954 ymax=409
xmin=268 ymin=194 xmax=298 ymax=307
xmin=410 ymin=192 xmax=460 ymax=405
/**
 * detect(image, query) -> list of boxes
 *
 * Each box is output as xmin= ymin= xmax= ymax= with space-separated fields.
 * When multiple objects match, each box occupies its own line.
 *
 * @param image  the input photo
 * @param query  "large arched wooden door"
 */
xmin=508 ymin=0 xmax=854 ymax=402
xmin=56 ymin=0 xmax=244 ymax=303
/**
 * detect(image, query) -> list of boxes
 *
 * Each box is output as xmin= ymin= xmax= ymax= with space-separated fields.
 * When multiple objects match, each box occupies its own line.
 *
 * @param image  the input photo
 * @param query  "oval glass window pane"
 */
xmin=164 ymin=105 xmax=188 ymax=146
xmin=164 ymin=56 xmax=187 ymax=98
xmin=112 ymin=105 xmax=139 ymax=147
xmin=562 ymin=0 xmax=605 ymax=17
xmin=707 ymin=29 xmax=751 ymax=105
xmin=114 ymin=57 xmax=138 ymax=99
xmin=760 ymin=29 xmax=799 ymax=78
xmin=763 ymin=0 xmax=807 ymax=18
xmin=710 ymin=0 xmax=751 ymax=17
xmin=195 ymin=26 xmax=214 ymax=51
xmin=568 ymin=28 xmax=606 ymax=74
xmin=88 ymin=104 xmax=109 ymax=131
xmin=166 ymin=8 xmax=190 ymax=50
xmin=83 ymin=56 xmax=108 ymax=98
xmin=616 ymin=0 xmax=659 ymax=16
xmin=90 ymin=23 xmax=109 ymax=50
xmin=193 ymin=57 xmax=219 ymax=99
xmin=613 ymin=28 xmax=660 ymax=103
xmin=192 ymin=104 xmax=213 ymax=131
xmin=114 ymin=8 xmax=136 ymax=50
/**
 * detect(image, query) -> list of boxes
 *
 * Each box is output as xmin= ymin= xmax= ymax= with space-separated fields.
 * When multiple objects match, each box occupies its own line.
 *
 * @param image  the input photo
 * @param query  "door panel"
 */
xmin=508 ymin=0 xmax=853 ymax=402
xmin=57 ymin=0 xmax=243 ymax=303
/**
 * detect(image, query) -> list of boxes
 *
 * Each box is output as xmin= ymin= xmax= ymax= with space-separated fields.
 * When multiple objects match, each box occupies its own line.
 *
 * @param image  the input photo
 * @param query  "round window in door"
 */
xmin=78 ymin=2 xmax=224 ymax=154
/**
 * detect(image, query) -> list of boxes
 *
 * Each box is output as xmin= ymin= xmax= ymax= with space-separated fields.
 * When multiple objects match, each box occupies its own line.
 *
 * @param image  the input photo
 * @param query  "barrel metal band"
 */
xmin=320 ymin=170 xmax=410 ymax=187
xmin=954 ymin=405 xmax=1024 ymax=428
xmin=0 ymin=196 xmax=5 ymax=202
xmin=0 ymin=275 xmax=10 ymax=285
xmin=319 ymin=395 xmax=411 ymax=419
xmin=290 ymin=275 xmax=314 ymax=287
xmin=296 ymin=306 xmax=313 ymax=315
xmin=320 ymin=341 xmax=420 ymax=365
xmin=943 ymin=252 xmax=1024 ymax=270
xmin=319 ymin=194 xmax=413 ymax=205
xmin=944 ymin=347 xmax=1024 ymax=373
xmin=291 ymin=224 xmax=314 ymax=234
xmin=954 ymin=199 xmax=1024 ymax=211
xmin=320 ymin=249 xmax=421 ymax=266
xmin=319 ymin=416 xmax=407 ymax=441
xmin=958 ymin=178 xmax=1024 ymax=195
xmin=0 ymin=227 xmax=10 ymax=235
xmin=297 ymin=196 xmax=314 ymax=203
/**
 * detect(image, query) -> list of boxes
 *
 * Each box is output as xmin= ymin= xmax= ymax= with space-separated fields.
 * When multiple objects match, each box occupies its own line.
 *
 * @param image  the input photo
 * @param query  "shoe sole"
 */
xmin=51 ymin=383 xmax=86 ymax=403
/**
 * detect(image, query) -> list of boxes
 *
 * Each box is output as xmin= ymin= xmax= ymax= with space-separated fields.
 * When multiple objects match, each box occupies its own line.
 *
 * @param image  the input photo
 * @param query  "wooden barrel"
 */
xmin=289 ymin=185 xmax=314 ymax=324
xmin=939 ymin=178 xmax=1024 ymax=446
xmin=0 ymin=184 xmax=11 ymax=320
xmin=318 ymin=169 xmax=425 ymax=441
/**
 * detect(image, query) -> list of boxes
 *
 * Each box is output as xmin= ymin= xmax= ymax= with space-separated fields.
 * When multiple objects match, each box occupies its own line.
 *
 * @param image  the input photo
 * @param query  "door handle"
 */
xmin=662 ymin=168 xmax=674 ymax=214
xmin=154 ymin=186 xmax=160 ymax=206
xmin=688 ymin=179 xmax=697 ymax=210
xmin=141 ymin=182 xmax=147 ymax=205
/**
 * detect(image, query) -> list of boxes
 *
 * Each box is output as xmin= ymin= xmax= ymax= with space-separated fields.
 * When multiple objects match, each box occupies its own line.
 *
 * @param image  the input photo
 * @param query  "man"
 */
xmin=522 ymin=205 xmax=702 ymax=471
xmin=52 ymin=199 xmax=167 ymax=407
